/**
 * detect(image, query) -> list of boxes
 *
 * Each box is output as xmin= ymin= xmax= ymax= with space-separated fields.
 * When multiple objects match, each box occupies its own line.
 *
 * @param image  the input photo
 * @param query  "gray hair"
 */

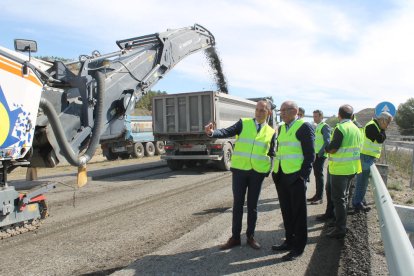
xmin=377 ymin=111 xmax=393 ymax=122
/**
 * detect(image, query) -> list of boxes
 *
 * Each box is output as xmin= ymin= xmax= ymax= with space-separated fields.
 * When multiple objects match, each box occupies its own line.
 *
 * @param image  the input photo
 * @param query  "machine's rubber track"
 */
xmin=0 ymin=200 xmax=48 ymax=240
xmin=0 ymin=219 xmax=43 ymax=239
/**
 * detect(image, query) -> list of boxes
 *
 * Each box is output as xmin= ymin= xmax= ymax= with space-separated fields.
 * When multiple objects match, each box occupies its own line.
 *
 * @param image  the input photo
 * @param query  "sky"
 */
xmin=1 ymin=0 xmax=413 ymax=117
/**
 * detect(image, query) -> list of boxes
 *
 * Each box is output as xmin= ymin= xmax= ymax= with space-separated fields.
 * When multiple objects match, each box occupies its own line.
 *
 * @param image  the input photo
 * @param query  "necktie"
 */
xmin=257 ymin=124 xmax=261 ymax=132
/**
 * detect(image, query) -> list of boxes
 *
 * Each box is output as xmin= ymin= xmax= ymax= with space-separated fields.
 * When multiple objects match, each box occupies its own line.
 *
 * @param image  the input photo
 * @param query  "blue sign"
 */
xmin=375 ymin=101 xmax=396 ymax=117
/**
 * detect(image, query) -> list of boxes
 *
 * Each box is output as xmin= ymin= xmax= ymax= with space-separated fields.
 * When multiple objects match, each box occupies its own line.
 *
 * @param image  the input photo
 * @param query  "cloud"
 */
xmin=1 ymin=0 xmax=412 ymax=115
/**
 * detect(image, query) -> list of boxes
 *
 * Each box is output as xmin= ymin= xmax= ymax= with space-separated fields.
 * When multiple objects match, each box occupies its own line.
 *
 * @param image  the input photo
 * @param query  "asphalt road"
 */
xmin=1 ymin=157 xmax=387 ymax=275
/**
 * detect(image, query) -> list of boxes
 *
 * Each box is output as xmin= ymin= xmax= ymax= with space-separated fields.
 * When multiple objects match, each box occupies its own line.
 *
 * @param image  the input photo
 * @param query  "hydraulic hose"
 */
xmin=39 ymin=71 xmax=105 ymax=166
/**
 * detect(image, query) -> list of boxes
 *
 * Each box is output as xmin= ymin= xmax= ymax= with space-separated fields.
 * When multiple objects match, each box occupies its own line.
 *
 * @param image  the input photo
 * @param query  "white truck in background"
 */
xmin=152 ymin=91 xmax=276 ymax=171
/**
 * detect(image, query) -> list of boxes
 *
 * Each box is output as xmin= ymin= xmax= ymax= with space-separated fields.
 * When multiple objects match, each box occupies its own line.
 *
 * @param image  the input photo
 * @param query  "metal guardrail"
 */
xmin=394 ymin=204 xmax=414 ymax=233
xmin=371 ymin=164 xmax=414 ymax=276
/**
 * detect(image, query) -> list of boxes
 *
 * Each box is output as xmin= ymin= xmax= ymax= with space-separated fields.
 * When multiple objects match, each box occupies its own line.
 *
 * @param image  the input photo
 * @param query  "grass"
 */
xmin=387 ymin=180 xmax=404 ymax=191
xmin=406 ymin=198 xmax=414 ymax=204
xmin=381 ymin=148 xmax=413 ymax=176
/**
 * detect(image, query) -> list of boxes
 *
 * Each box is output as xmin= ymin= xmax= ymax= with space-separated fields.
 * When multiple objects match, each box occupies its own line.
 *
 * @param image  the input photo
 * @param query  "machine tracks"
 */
xmin=0 ymin=200 xmax=48 ymax=240
xmin=0 ymin=219 xmax=42 ymax=239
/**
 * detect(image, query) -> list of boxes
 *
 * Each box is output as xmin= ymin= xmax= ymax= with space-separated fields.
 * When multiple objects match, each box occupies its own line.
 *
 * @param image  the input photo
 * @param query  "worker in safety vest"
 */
xmin=298 ymin=107 xmax=305 ymax=119
xmin=205 ymin=100 xmax=276 ymax=251
xmin=307 ymin=109 xmax=331 ymax=204
xmin=325 ymin=104 xmax=362 ymax=239
xmin=352 ymin=111 xmax=393 ymax=211
xmin=271 ymin=101 xmax=315 ymax=261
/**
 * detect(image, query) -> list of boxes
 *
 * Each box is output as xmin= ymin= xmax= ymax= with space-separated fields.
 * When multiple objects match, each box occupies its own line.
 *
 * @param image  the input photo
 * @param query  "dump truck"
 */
xmin=152 ymin=91 xmax=276 ymax=171
xmin=100 ymin=115 xmax=165 ymax=160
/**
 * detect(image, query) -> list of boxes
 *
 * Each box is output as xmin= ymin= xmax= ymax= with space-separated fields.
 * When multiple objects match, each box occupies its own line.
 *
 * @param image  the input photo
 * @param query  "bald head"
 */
xmin=338 ymin=104 xmax=353 ymax=120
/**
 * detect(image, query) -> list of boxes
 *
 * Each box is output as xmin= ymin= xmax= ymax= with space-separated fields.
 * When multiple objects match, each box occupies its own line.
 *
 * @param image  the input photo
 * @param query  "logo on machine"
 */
xmin=0 ymin=86 xmax=28 ymax=149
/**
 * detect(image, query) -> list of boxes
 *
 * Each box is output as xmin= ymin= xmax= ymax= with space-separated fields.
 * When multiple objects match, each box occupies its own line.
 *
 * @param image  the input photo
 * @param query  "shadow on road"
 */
xmin=304 ymin=221 xmax=343 ymax=276
xmin=95 ymin=229 xmax=291 ymax=275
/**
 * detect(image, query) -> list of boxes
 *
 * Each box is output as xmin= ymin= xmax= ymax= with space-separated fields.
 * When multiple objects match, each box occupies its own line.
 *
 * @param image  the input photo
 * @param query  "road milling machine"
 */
xmin=0 ymin=24 xmax=215 ymax=237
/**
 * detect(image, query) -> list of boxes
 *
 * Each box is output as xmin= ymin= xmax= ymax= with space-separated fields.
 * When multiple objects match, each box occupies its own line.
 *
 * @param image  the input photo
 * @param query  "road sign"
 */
xmin=375 ymin=101 xmax=396 ymax=117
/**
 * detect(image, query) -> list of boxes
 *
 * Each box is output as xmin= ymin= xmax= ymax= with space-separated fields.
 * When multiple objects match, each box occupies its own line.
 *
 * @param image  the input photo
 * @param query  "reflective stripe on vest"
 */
xmin=315 ymin=122 xmax=328 ymax=157
xmin=274 ymin=119 xmax=304 ymax=174
xmin=231 ymin=118 xmax=275 ymax=173
xmin=361 ymin=120 xmax=382 ymax=158
xmin=328 ymin=120 xmax=362 ymax=175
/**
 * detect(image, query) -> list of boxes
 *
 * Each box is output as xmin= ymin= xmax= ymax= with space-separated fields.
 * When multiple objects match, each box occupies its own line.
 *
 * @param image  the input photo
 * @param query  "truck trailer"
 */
xmin=100 ymin=115 xmax=165 ymax=160
xmin=152 ymin=91 xmax=276 ymax=171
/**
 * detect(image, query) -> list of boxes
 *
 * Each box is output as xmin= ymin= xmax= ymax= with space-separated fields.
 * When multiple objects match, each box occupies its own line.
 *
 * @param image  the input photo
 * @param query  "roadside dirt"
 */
xmin=387 ymin=166 xmax=414 ymax=207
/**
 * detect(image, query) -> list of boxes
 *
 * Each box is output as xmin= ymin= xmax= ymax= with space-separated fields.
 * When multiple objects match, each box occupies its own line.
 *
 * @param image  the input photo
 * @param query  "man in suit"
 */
xmin=271 ymin=101 xmax=315 ymax=261
xmin=205 ymin=100 xmax=275 ymax=250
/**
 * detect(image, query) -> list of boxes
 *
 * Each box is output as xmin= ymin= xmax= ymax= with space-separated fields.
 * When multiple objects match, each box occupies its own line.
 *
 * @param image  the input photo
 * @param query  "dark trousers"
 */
xmin=331 ymin=174 xmax=355 ymax=233
xmin=231 ymin=170 xmax=265 ymax=240
xmin=313 ymin=156 xmax=326 ymax=199
xmin=322 ymin=169 xmax=335 ymax=218
xmin=273 ymin=173 xmax=308 ymax=253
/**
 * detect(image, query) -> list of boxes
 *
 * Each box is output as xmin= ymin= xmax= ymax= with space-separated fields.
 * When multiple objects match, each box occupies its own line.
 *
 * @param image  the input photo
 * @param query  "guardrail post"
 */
xmin=411 ymin=149 xmax=414 ymax=189
xmin=376 ymin=163 xmax=389 ymax=186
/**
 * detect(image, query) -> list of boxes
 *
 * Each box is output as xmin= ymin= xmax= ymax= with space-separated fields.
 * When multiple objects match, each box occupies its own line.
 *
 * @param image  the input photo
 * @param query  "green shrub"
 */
xmin=405 ymin=198 xmax=414 ymax=204
xmin=387 ymin=181 xmax=403 ymax=191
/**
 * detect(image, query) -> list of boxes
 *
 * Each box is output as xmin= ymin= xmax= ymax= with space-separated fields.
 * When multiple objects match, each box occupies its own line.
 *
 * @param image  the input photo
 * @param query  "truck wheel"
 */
xmin=104 ymin=150 xmax=119 ymax=161
xmin=132 ymin=142 xmax=144 ymax=158
xmin=144 ymin=142 xmax=155 ymax=157
xmin=155 ymin=141 xmax=165 ymax=155
xmin=167 ymin=160 xmax=184 ymax=170
xmin=217 ymin=143 xmax=232 ymax=171
xmin=119 ymin=153 xmax=130 ymax=160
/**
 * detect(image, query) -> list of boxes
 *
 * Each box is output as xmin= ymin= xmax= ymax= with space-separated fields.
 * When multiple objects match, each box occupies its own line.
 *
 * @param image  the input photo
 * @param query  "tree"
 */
xmin=135 ymin=90 xmax=167 ymax=111
xmin=325 ymin=116 xmax=339 ymax=128
xmin=395 ymin=98 xmax=414 ymax=135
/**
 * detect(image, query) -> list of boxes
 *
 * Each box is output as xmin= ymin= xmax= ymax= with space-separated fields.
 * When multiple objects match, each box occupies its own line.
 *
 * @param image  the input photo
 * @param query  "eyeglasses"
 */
xmin=279 ymin=108 xmax=294 ymax=113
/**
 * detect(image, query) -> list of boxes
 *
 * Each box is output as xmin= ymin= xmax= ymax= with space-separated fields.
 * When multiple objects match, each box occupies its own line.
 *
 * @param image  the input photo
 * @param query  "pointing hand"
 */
xmin=204 ymin=122 xmax=214 ymax=135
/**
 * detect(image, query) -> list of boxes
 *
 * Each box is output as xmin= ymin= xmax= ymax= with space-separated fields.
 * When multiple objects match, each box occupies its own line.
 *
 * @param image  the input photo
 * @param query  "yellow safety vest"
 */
xmin=328 ymin=120 xmax=362 ymax=175
xmin=315 ymin=122 xmax=328 ymax=157
xmin=274 ymin=119 xmax=304 ymax=174
xmin=361 ymin=120 xmax=382 ymax=158
xmin=231 ymin=118 xmax=275 ymax=173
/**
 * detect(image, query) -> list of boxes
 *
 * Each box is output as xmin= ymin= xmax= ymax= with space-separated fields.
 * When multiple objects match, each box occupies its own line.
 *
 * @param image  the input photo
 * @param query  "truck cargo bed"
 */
xmin=153 ymin=91 xmax=256 ymax=139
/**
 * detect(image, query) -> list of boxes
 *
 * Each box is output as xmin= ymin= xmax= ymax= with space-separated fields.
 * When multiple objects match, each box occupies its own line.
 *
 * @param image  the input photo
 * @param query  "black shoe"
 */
xmin=307 ymin=195 xmax=316 ymax=202
xmin=281 ymin=250 xmax=303 ymax=261
xmin=325 ymin=228 xmax=346 ymax=239
xmin=311 ymin=198 xmax=323 ymax=205
xmin=272 ymin=242 xmax=291 ymax=251
xmin=354 ymin=203 xmax=371 ymax=213
xmin=316 ymin=214 xmax=333 ymax=222
xmin=326 ymin=218 xmax=336 ymax=227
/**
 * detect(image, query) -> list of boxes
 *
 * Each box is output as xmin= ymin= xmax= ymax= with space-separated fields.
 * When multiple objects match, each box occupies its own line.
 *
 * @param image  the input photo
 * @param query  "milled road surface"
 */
xmin=1 ymin=157 xmax=387 ymax=275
